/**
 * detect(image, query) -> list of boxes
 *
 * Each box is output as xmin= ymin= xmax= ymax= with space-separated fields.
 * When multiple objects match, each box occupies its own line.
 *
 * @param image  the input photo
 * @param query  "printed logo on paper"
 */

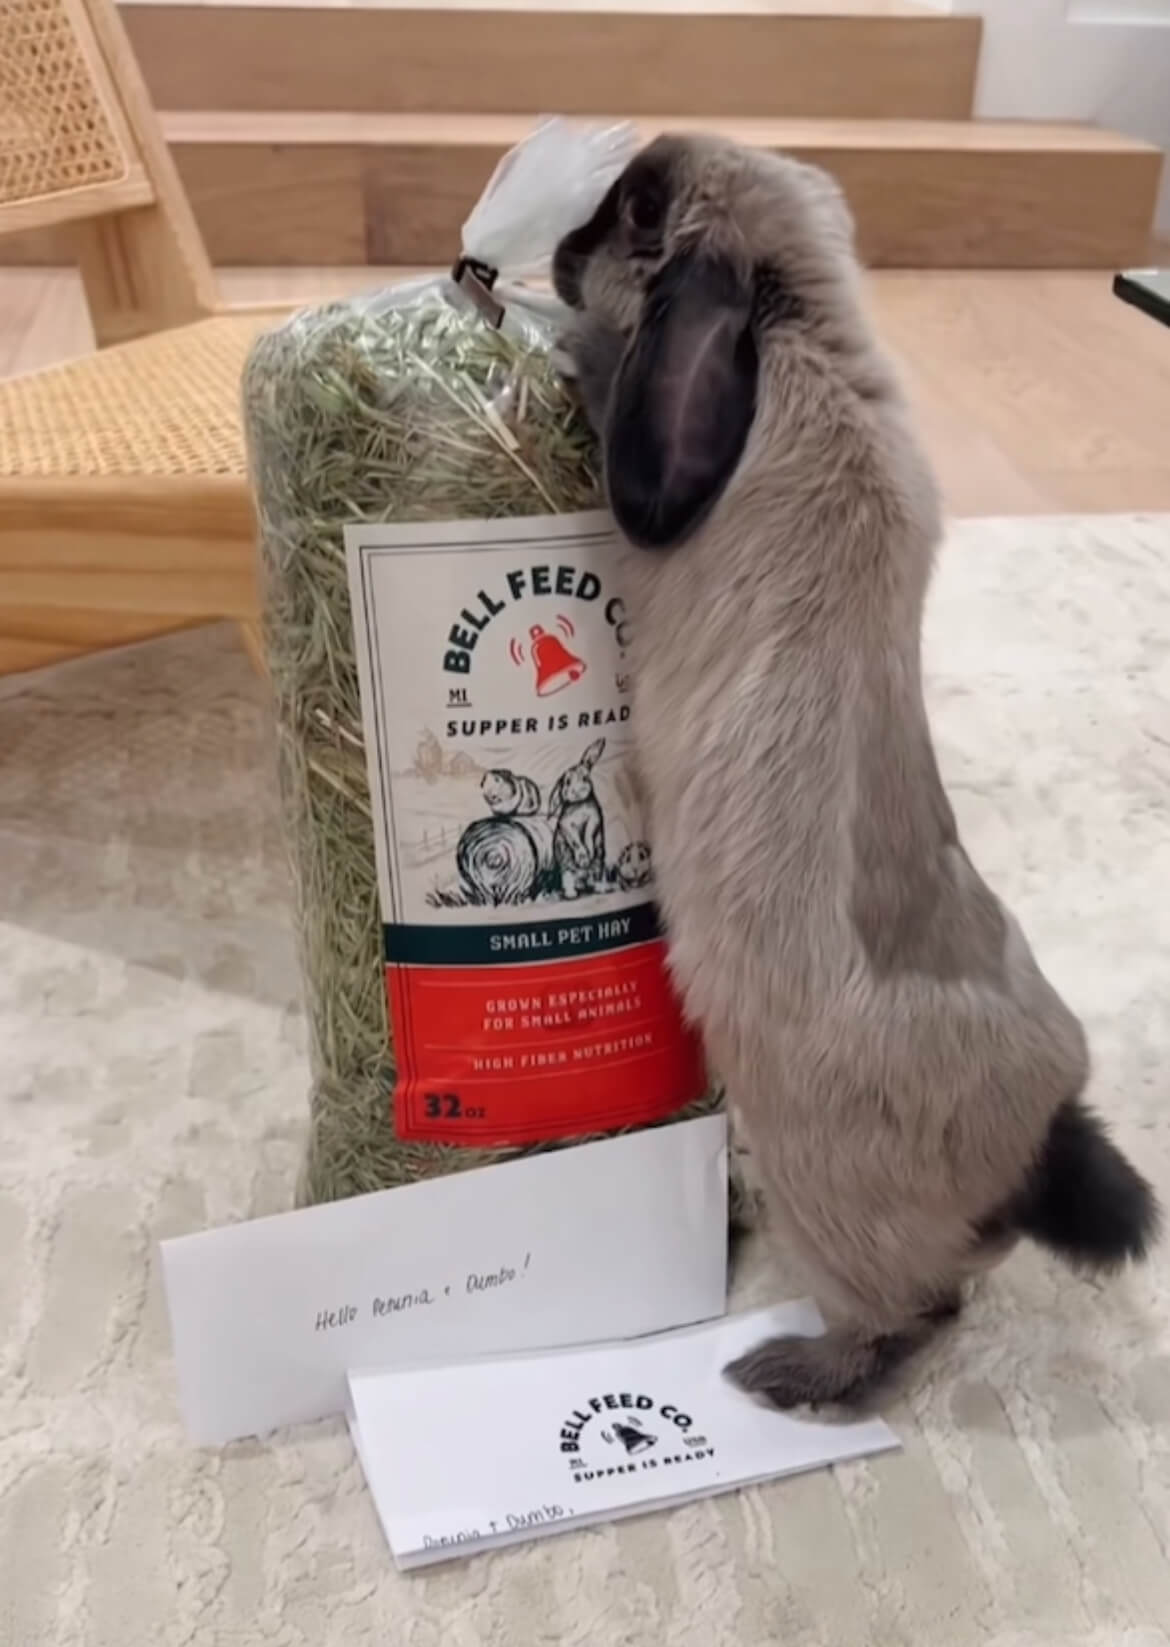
xmin=559 ymin=1391 xmax=715 ymax=1483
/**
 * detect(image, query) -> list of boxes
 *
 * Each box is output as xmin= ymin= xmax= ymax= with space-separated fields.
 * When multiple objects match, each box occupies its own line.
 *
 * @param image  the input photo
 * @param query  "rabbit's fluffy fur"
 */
xmin=553 ymin=135 xmax=1159 ymax=1409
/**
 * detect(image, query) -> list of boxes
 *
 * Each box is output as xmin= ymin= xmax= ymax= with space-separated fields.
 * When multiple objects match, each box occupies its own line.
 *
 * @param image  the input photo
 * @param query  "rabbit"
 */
xmin=552 ymin=135 xmax=1160 ymax=1410
xmin=549 ymin=738 xmax=607 ymax=899
xmin=616 ymin=839 xmax=653 ymax=890
xmin=481 ymin=768 xmax=541 ymax=817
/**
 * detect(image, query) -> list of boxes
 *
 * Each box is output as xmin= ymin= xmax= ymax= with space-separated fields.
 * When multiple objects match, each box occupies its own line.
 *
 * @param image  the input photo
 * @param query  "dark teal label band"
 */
xmin=384 ymin=902 xmax=662 ymax=967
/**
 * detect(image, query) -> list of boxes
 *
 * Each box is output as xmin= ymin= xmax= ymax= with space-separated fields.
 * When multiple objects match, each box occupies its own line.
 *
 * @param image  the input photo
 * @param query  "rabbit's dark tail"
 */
xmin=1016 ymin=1098 xmax=1160 ymax=1271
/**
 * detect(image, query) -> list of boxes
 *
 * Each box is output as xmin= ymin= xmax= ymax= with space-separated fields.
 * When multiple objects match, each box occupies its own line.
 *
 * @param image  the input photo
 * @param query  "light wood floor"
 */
xmin=3 ymin=265 xmax=1170 ymax=519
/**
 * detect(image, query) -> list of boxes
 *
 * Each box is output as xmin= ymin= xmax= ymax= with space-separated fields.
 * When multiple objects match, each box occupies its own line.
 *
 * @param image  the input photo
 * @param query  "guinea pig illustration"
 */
xmin=548 ymin=738 xmax=606 ymax=899
xmin=481 ymin=768 xmax=541 ymax=817
xmin=616 ymin=840 xmax=653 ymax=889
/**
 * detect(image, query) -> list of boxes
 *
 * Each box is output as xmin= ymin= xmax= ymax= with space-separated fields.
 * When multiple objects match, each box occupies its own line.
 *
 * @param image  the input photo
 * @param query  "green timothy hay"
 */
xmin=243 ymin=287 xmax=722 ymax=1205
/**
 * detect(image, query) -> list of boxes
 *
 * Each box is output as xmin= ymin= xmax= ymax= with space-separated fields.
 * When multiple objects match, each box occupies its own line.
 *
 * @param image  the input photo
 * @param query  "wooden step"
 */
xmin=119 ymin=0 xmax=982 ymax=121
xmin=5 ymin=115 xmax=1162 ymax=270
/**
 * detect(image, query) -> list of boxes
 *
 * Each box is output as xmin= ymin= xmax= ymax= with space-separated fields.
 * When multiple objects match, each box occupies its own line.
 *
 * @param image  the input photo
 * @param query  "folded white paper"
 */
xmin=162 ymin=1113 xmax=727 ymax=1445
xmin=348 ymin=1300 xmax=899 ymax=1569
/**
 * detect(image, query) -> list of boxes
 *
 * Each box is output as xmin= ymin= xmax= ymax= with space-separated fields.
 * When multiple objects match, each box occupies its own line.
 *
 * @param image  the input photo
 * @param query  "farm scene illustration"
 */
xmin=397 ymin=729 xmax=653 ymax=912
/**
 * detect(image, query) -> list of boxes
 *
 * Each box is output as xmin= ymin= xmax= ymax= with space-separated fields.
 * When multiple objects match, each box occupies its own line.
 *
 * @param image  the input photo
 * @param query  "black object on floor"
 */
xmin=1114 ymin=269 xmax=1170 ymax=328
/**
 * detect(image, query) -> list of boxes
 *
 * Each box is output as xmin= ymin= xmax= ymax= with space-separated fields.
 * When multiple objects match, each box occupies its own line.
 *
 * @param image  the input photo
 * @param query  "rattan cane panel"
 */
xmin=0 ymin=0 xmax=130 ymax=208
xmin=0 ymin=313 xmax=273 ymax=479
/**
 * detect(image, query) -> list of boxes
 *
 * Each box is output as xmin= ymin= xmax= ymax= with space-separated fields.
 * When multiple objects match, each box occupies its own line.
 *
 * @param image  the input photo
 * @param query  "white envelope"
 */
xmin=348 ymin=1300 xmax=900 ymax=1569
xmin=162 ymin=1113 xmax=727 ymax=1445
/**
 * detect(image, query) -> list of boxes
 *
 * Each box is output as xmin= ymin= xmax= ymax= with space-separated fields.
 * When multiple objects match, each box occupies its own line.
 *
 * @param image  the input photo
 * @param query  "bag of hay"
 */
xmin=244 ymin=120 xmax=721 ymax=1206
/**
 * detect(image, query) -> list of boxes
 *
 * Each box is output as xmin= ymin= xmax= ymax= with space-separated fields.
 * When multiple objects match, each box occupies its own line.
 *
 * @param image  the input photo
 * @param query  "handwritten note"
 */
xmin=162 ymin=1114 xmax=727 ymax=1445
xmin=315 ymin=1257 xmax=531 ymax=1333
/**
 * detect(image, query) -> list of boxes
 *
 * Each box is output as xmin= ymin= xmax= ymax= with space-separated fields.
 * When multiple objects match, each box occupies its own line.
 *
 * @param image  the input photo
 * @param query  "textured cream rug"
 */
xmin=2 ymin=515 xmax=1169 ymax=1647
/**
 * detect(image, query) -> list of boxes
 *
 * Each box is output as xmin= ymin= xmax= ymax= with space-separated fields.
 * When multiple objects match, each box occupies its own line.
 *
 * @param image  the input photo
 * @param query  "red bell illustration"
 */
xmin=529 ymin=624 xmax=586 ymax=696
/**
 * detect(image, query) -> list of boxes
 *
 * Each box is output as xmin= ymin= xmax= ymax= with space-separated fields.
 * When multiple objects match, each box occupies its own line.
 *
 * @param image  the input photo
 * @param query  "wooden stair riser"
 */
xmin=4 ymin=119 xmax=1160 ymax=270
xmin=120 ymin=4 xmax=983 ymax=122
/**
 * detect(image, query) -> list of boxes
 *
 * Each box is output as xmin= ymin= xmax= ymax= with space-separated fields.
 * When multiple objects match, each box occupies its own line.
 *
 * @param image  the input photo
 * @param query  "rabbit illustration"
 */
xmin=548 ymin=738 xmax=606 ymax=899
xmin=481 ymin=768 xmax=541 ymax=817
xmin=616 ymin=840 xmax=653 ymax=890
xmin=554 ymin=136 xmax=1159 ymax=1409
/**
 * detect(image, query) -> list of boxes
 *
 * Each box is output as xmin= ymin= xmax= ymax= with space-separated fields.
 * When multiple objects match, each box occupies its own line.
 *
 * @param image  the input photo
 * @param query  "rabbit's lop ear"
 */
xmin=606 ymin=250 xmax=758 ymax=551
xmin=583 ymin=738 xmax=605 ymax=766
xmin=547 ymin=775 xmax=566 ymax=816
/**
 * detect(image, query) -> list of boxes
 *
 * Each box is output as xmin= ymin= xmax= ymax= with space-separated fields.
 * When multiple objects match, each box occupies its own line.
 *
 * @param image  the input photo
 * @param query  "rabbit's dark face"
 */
xmin=553 ymin=143 xmax=674 ymax=334
xmin=554 ymin=135 xmax=854 ymax=336
xmin=553 ymin=135 xmax=861 ymax=552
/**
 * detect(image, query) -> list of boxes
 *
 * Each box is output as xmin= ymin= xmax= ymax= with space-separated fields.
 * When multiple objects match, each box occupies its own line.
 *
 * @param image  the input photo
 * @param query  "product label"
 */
xmin=346 ymin=512 xmax=705 ymax=1146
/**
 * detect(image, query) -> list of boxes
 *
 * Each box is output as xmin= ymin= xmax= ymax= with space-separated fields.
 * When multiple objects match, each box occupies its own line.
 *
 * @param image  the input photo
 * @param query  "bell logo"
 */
xmin=558 ymin=1391 xmax=715 ymax=1481
xmin=605 ymin=1419 xmax=658 ymax=1456
xmin=508 ymin=616 xmax=587 ymax=697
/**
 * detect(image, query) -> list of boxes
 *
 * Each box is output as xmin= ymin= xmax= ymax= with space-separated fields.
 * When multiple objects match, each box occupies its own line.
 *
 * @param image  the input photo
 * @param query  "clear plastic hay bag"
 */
xmin=243 ymin=120 xmax=723 ymax=1206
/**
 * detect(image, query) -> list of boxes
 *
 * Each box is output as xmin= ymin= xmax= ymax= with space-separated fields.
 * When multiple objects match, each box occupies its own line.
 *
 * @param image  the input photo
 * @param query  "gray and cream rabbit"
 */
xmin=553 ymin=135 xmax=1159 ymax=1408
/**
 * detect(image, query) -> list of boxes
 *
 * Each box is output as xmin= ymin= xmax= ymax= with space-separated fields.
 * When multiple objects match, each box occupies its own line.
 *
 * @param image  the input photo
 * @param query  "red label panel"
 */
xmin=389 ymin=940 xmax=706 ymax=1145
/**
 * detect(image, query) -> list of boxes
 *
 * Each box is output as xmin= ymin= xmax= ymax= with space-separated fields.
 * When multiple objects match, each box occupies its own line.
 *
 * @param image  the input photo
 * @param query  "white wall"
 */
xmin=1067 ymin=2 xmax=1170 ymax=20
xmin=931 ymin=0 xmax=1170 ymax=230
